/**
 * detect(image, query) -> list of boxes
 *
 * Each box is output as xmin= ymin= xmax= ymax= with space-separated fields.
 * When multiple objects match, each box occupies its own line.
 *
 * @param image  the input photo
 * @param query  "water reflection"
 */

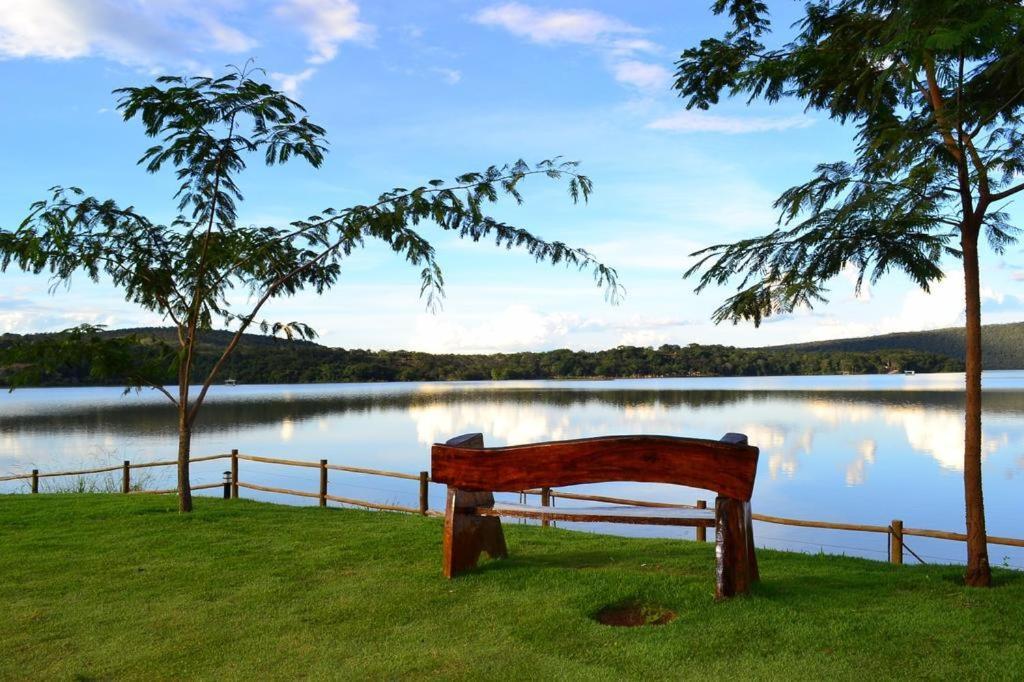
xmin=409 ymin=402 xmax=575 ymax=447
xmin=280 ymin=417 xmax=295 ymax=442
xmin=2 ymin=376 xmax=1023 ymax=567
xmin=845 ymin=439 xmax=876 ymax=486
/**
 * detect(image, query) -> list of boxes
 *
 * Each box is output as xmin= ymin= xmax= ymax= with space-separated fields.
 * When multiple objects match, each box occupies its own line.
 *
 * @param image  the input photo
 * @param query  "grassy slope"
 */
xmin=1 ymin=496 xmax=1022 ymax=680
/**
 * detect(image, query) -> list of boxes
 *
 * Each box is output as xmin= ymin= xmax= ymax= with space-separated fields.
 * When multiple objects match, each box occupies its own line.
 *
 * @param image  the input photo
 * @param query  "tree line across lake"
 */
xmin=0 ymin=326 xmax=967 ymax=386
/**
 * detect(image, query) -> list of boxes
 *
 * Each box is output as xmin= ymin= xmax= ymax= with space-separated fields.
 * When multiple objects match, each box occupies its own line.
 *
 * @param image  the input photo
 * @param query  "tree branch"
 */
xmin=141 ymin=380 xmax=178 ymax=406
xmin=922 ymin=53 xmax=963 ymax=160
xmin=186 ymin=244 xmax=341 ymax=425
xmin=208 ymin=167 xmax=588 ymax=292
xmin=179 ymin=114 xmax=238 ymax=409
xmin=989 ymin=181 xmax=1024 ymax=203
xmin=87 ymin=253 xmax=187 ymax=332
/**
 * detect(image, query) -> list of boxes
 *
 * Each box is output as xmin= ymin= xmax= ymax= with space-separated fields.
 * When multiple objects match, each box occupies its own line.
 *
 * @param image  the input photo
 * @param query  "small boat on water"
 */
xmin=903 ymin=370 xmax=916 ymax=376
xmin=224 ymin=378 xmax=238 ymax=386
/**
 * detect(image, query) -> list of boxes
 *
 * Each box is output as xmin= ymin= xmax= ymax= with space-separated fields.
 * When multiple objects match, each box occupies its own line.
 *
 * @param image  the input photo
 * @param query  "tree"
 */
xmin=0 ymin=66 xmax=620 ymax=512
xmin=675 ymin=0 xmax=1024 ymax=586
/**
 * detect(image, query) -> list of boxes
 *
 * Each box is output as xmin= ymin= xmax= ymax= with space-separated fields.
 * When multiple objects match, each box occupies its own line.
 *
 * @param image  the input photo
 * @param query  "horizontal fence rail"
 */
xmin=4 ymin=451 xmax=1023 ymax=564
xmin=0 ymin=453 xmax=231 ymax=482
xmin=131 ymin=482 xmax=226 ymax=496
xmin=237 ymin=481 xmax=321 ymax=500
xmin=750 ymin=513 xmax=890 ymax=534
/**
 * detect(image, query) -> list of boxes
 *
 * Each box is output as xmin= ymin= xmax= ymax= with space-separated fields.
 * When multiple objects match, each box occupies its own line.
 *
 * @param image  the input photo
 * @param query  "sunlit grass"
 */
xmin=1 ymin=494 xmax=1021 ymax=679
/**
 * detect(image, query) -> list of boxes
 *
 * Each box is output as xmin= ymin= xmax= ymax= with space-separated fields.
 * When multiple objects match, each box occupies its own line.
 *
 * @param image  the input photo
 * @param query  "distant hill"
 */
xmin=107 ymin=327 xmax=324 ymax=350
xmin=769 ymin=321 xmax=1024 ymax=370
xmin=0 ymin=324 xmax=970 ymax=386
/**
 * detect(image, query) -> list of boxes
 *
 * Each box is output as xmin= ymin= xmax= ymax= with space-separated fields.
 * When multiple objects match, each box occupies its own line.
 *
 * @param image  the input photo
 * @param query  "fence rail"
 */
xmin=4 ymin=451 xmax=1024 ymax=563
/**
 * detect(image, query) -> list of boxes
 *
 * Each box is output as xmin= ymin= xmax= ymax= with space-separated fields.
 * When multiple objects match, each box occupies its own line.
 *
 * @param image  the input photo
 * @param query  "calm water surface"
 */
xmin=3 ymin=372 xmax=1023 ymax=568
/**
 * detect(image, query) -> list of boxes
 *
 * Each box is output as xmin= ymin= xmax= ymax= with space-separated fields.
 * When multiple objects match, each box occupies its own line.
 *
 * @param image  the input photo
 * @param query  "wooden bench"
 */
xmin=430 ymin=432 xmax=760 ymax=598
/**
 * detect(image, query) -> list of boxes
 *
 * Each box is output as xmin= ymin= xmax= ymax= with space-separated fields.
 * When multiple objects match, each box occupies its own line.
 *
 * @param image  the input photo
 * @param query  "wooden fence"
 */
xmin=3 ymin=451 xmax=1023 ymax=566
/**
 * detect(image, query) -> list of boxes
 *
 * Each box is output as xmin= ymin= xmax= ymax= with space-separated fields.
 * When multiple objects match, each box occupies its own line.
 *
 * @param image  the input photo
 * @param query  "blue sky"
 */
xmin=1 ymin=0 xmax=1023 ymax=352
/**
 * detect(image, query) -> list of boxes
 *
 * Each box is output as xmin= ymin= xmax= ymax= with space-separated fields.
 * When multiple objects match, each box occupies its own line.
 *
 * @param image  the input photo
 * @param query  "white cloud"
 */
xmin=474 ymin=3 xmax=639 ymax=45
xmin=764 ymin=271 xmax=1024 ymax=344
xmin=0 ymin=295 xmax=159 ymax=334
xmin=271 ymin=67 xmax=317 ymax=97
xmin=841 ymin=263 xmax=873 ymax=302
xmin=611 ymin=60 xmax=670 ymax=91
xmin=413 ymin=304 xmax=581 ymax=353
xmin=275 ymin=0 xmax=374 ymax=65
xmin=0 ymin=1 xmax=375 ymax=92
xmin=432 ymin=67 xmax=462 ymax=85
xmin=751 ymin=276 xmax=965 ymax=343
xmin=980 ymin=287 xmax=1024 ymax=313
xmin=0 ymin=1 xmax=89 ymax=59
xmin=647 ymin=110 xmax=815 ymax=134
xmin=411 ymin=304 xmax=693 ymax=353
xmin=608 ymin=38 xmax=659 ymax=57
xmin=474 ymin=3 xmax=664 ymax=92
xmin=402 ymin=24 xmax=425 ymax=40
xmin=619 ymin=329 xmax=668 ymax=347
xmin=194 ymin=11 xmax=259 ymax=53
xmin=897 ymin=277 xmax=966 ymax=329
xmin=587 ymin=234 xmax=705 ymax=271
xmin=0 ymin=0 xmax=257 ymax=69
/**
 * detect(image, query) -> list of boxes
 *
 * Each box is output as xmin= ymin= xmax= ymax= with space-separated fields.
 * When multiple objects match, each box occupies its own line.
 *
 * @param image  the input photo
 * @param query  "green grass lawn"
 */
xmin=1 ymin=495 xmax=1022 ymax=680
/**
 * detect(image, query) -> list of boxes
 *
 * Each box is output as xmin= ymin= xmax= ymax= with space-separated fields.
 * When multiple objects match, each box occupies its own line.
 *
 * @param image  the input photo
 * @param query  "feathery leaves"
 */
xmin=677 ymin=0 xmax=1024 ymax=325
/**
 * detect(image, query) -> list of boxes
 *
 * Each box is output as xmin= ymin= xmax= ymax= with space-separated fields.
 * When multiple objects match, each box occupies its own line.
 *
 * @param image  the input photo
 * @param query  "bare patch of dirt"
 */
xmin=594 ymin=601 xmax=676 ymax=627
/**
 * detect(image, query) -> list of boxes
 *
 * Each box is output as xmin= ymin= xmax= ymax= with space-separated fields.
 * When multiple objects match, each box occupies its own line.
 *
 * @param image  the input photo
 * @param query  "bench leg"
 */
xmin=715 ymin=496 xmax=758 ymax=598
xmin=442 ymin=488 xmax=508 ymax=578
xmin=744 ymin=500 xmax=760 ymax=583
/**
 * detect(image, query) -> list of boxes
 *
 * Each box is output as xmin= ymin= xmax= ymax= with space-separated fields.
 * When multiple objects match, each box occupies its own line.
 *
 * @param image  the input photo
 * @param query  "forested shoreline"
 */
xmin=192 ymin=343 xmax=961 ymax=383
xmin=0 ymin=327 xmax=965 ymax=386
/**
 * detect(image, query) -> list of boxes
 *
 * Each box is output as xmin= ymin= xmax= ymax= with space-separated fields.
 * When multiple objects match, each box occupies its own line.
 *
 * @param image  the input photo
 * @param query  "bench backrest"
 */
xmin=431 ymin=432 xmax=759 ymax=501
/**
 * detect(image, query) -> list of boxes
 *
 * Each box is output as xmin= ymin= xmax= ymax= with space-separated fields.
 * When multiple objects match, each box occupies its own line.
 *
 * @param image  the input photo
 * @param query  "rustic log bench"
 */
xmin=430 ymin=432 xmax=760 ymax=598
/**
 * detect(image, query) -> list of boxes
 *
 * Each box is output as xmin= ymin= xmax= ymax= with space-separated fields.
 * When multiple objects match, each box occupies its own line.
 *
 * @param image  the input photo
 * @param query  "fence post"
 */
xmin=319 ymin=459 xmax=328 ymax=508
xmin=696 ymin=499 xmax=707 ymax=542
xmin=222 ymin=471 xmax=231 ymax=500
xmin=31 ymin=469 xmax=39 ymax=494
xmin=122 ymin=460 xmax=131 ymax=494
xmin=419 ymin=471 xmax=429 ymax=515
xmin=230 ymin=449 xmax=239 ymax=499
xmin=890 ymin=519 xmax=903 ymax=565
xmin=541 ymin=486 xmax=551 ymax=528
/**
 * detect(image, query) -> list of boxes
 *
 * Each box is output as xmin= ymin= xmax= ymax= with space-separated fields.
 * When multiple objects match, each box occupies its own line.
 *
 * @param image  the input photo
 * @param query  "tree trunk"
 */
xmin=177 ymin=404 xmax=193 ymax=513
xmin=961 ymin=229 xmax=991 ymax=587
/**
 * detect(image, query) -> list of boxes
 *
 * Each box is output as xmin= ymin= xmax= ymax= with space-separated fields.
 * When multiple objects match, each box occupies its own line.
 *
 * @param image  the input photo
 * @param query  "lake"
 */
xmin=3 ymin=372 xmax=1023 ymax=569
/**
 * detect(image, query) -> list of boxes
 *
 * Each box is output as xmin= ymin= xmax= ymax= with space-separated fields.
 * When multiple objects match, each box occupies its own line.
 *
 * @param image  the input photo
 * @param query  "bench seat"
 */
xmin=431 ymin=432 xmax=760 ymax=598
xmin=480 ymin=502 xmax=716 ymax=527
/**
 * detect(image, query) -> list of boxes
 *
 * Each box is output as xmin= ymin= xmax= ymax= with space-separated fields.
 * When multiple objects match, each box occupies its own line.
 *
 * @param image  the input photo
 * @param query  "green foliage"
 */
xmin=677 ymin=1 xmax=1024 ymax=324
xmin=117 ymin=71 xmax=328 ymax=224
xmin=0 ymin=325 xmax=173 ymax=393
xmin=0 ymin=326 xmax=965 ymax=386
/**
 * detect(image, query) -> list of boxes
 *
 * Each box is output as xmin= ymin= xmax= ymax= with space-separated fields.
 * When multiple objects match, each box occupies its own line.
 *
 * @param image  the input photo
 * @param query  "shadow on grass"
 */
xmin=473 ymin=545 xmax=715 ymax=575
xmin=464 ymin=543 xmax=1024 ymax=608
xmin=937 ymin=567 xmax=1024 ymax=589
